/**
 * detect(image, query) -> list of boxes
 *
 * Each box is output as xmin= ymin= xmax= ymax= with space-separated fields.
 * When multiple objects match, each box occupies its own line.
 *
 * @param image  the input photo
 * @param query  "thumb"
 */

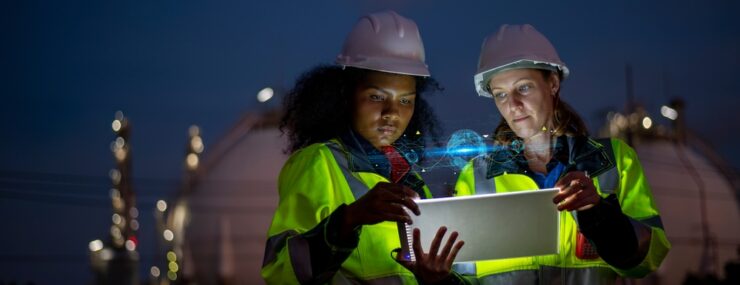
xmin=392 ymin=248 xmax=416 ymax=271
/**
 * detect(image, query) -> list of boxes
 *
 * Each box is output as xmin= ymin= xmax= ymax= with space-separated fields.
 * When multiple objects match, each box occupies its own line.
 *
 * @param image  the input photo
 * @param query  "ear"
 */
xmin=548 ymin=72 xmax=561 ymax=97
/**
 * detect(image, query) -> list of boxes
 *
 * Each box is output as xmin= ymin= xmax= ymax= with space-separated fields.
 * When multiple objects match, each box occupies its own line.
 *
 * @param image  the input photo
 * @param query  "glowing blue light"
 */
xmin=446 ymin=129 xmax=487 ymax=170
xmin=404 ymin=151 xmax=419 ymax=164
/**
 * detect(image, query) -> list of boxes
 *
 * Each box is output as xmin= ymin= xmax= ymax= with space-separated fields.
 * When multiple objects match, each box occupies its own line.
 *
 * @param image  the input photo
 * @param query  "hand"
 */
xmin=345 ymin=182 xmax=421 ymax=228
xmin=553 ymin=171 xmax=600 ymax=211
xmin=396 ymin=227 xmax=464 ymax=284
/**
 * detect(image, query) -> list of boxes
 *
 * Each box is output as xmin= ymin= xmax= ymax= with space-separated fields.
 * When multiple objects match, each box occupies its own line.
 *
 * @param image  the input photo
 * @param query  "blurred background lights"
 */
xmin=112 ymin=213 xmax=122 ymax=225
xmin=163 ymin=229 xmax=174 ymax=241
xmin=109 ymin=188 xmax=120 ymax=199
xmin=661 ymin=105 xmax=678 ymax=120
xmin=188 ymin=125 xmax=200 ymax=137
xmin=110 ymin=225 xmax=122 ymax=238
xmin=111 ymin=120 xmax=121 ymax=132
xmin=186 ymin=153 xmax=199 ymax=169
xmin=88 ymin=239 xmax=103 ymax=252
xmin=115 ymin=137 xmax=125 ymax=148
xmin=129 ymin=207 xmax=138 ymax=218
xmin=157 ymin=200 xmax=168 ymax=212
xmin=642 ymin=116 xmax=653 ymax=129
xmin=99 ymin=249 xmax=113 ymax=261
xmin=108 ymin=169 xmax=121 ymax=185
xmin=150 ymin=266 xmax=160 ymax=278
xmin=257 ymin=87 xmax=274 ymax=103
xmin=191 ymin=136 xmax=204 ymax=154
xmin=125 ymin=239 xmax=136 ymax=251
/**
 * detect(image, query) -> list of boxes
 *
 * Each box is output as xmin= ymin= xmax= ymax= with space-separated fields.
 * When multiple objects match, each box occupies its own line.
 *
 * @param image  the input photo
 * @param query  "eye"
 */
xmin=492 ymin=91 xmax=508 ymax=100
xmin=400 ymin=97 xmax=414 ymax=105
xmin=517 ymin=84 xmax=532 ymax=94
xmin=369 ymin=94 xmax=385 ymax=101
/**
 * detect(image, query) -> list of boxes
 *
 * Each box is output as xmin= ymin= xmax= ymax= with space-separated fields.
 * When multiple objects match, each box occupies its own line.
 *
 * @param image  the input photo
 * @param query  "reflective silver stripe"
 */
xmin=262 ymin=230 xmax=299 ymax=266
xmin=473 ymin=156 xmax=496 ymax=194
xmin=452 ymin=262 xmax=477 ymax=275
xmin=330 ymin=273 xmax=407 ymax=285
xmin=262 ymin=230 xmax=315 ymax=283
xmin=629 ymin=217 xmax=653 ymax=264
xmin=326 ymin=142 xmax=370 ymax=200
xmin=478 ymin=266 xmax=617 ymax=285
xmin=596 ymin=166 xmax=619 ymax=195
xmin=639 ymin=215 xmax=665 ymax=229
xmin=288 ymin=234 xmax=313 ymax=284
xmin=478 ymin=269 xmax=537 ymax=284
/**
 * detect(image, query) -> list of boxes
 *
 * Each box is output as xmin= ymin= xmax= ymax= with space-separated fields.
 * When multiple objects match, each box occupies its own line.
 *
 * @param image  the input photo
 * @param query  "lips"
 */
xmin=512 ymin=116 xmax=529 ymax=123
xmin=378 ymin=126 xmax=397 ymax=135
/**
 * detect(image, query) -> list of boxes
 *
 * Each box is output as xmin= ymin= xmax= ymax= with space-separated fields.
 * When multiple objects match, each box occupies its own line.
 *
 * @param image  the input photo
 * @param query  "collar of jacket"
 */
xmin=336 ymin=129 xmax=427 ymax=194
xmin=485 ymin=135 xmax=616 ymax=180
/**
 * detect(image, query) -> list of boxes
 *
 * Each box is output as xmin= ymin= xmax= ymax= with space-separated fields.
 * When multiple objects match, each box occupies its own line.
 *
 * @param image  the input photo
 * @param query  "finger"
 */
xmin=376 ymin=183 xmax=405 ymax=200
xmin=428 ymin=226 xmax=447 ymax=260
xmin=412 ymin=228 xmax=426 ymax=259
xmin=381 ymin=212 xmax=414 ymax=224
xmin=446 ymin=240 xmax=465 ymax=268
xmin=390 ymin=247 xmax=401 ymax=260
xmin=557 ymin=192 xmax=576 ymax=211
xmin=553 ymin=182 xmax=579 ymax=204
xmin=368 ymin=202 xmax=412 ymax=224
xmin=402 ymin=186 xmax=421 ymax=200
xmin=400 ymin=196 xmax=420 ymax=216
xmin=554 ymin=171 xmax=580 ymax=189
xmin=556 ymin=189 xmax=582 ymax=211
xmin=392 ymin=248 xmax=416 ymax=270
xmin=439 ymin=231 xmax=459 ymax=259
xmin=378 ymin=185 xmax=420 ymax=216
xmin=558 ymin=188 xmax=599 ymax=211
xmin=570 ymin=190 xmax=601 ymax=211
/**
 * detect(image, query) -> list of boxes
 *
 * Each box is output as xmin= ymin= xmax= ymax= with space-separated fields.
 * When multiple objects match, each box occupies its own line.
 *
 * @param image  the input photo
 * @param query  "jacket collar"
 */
xmin=336 ymin=129 xmax=426 ymax=194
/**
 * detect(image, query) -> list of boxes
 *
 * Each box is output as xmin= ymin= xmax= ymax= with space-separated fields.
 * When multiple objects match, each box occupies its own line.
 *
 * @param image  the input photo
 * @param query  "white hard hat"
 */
xmin=336 ymin=10 xmax=430 ymax=77
xmin=474 ymin=24 xmax=569 ymax=98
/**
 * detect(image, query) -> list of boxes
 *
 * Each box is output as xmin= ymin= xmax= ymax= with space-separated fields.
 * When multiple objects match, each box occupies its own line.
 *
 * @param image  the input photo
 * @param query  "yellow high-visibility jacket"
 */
xmin=454 ymin=136 xmax=670 ymax=284
xmin=261 ymin=138 xmax=432 ymax=284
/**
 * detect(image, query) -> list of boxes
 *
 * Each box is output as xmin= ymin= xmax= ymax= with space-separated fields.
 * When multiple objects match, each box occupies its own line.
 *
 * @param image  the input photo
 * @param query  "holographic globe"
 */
xmin=446 ymin=129 xmax=486 ymax=169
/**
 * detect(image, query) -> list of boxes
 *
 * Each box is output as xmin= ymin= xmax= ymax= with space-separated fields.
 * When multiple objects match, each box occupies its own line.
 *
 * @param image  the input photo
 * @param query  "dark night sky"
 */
xmin=1 ymin=0 xmax=739 ymax=283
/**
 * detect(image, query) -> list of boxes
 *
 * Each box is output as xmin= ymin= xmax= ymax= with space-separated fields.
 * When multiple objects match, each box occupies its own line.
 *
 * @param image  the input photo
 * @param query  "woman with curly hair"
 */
xmin=262 ymin=11 xmax=465 ymax=284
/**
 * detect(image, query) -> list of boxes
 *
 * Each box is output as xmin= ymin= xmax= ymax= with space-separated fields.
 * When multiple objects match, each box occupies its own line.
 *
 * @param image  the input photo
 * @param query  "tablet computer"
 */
xmin=399 ymin=188 xmax=560 ymax=262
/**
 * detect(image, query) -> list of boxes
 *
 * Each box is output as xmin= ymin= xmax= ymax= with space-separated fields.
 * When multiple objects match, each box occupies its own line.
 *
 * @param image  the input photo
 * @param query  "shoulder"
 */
xmin=602 ymin=137 xmax=638 ymax=158
xmin=281 ymin=141 xmax=338 ymax=175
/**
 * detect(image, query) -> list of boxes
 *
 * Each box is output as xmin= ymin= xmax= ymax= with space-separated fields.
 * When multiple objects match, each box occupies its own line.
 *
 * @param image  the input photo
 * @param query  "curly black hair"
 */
xmin=280 ymin=64 xmax=443 ymax=154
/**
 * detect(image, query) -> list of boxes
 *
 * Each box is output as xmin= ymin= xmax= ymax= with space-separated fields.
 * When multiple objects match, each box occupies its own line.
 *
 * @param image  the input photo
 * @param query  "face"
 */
xmin=351 ymin=71 xmax=416 ymax=150
xmin=488 ymin=69 xmax=560 ymax=140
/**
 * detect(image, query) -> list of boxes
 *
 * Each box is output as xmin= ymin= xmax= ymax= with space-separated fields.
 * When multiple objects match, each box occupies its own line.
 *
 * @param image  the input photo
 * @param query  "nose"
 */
xmin=507 ymin=93 xmax=524 ymax=113
xmin=381 ymin=100 xmax=400 ymax=121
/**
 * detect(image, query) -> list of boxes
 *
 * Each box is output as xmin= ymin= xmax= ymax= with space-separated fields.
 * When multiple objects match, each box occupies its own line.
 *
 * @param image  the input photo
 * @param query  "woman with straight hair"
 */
xmin=452 ymin=24 xmax=671 ymax=284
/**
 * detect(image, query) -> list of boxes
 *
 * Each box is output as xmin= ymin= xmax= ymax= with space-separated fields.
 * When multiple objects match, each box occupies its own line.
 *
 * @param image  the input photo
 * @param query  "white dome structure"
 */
xmin=172 ymin=110 xmax=288 ymax=284
xmin=635 ymin=139 xmax=739 ymax=285
xmin=601 ymin=102 xmax=740 ymax=285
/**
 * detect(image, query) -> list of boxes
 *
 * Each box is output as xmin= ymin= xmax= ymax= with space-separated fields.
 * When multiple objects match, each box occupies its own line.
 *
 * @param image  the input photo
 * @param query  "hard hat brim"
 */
xmin=337 ymin=56 xmax=430 ymax=77
xmin=474 ymin=60 xmax=569 ymax=98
